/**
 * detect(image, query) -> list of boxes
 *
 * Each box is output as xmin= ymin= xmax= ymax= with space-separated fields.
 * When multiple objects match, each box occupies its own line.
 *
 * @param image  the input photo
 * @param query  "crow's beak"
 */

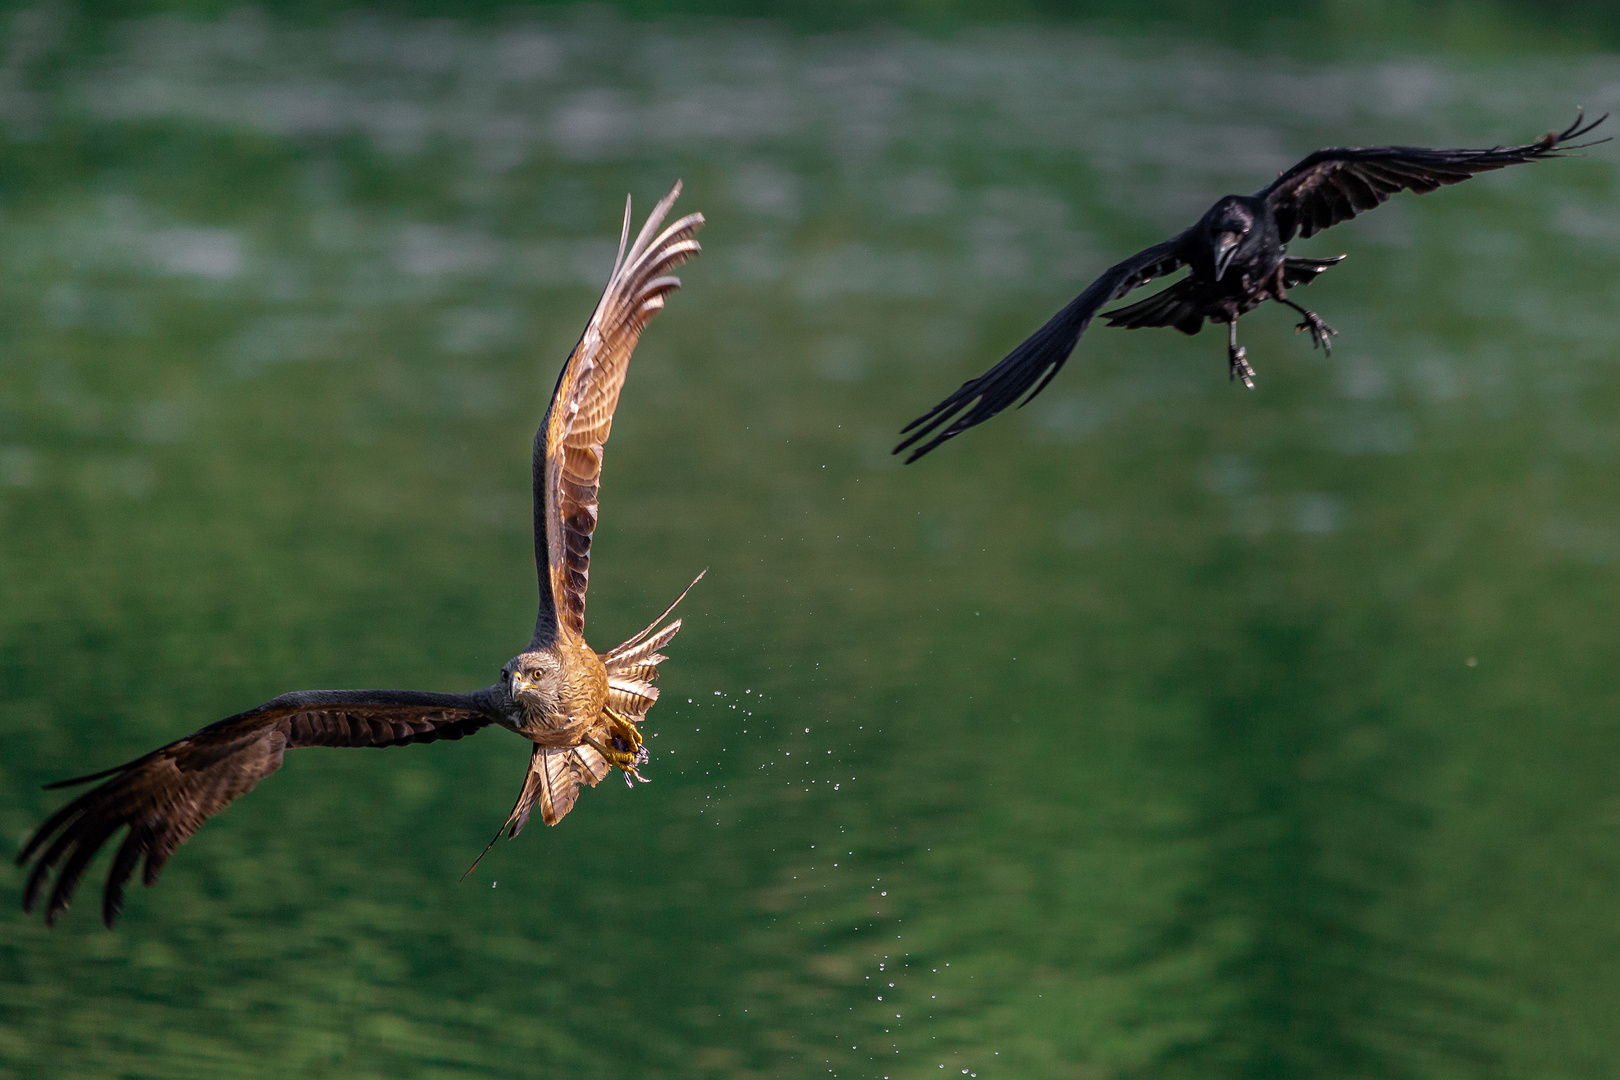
xmin=1214 ymin=232 xmax=1241 ymax=281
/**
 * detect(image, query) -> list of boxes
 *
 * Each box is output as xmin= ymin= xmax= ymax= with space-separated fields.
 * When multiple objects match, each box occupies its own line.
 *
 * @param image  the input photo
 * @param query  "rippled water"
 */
xmin=2 ymin=7 xmax=1619 ymax=1078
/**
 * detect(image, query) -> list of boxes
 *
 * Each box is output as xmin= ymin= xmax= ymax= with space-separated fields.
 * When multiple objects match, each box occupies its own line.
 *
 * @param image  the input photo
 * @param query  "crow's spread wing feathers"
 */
xmin=1260 ymin=111 xmax=1608 ymax=242
xmin=895 ymin=236 xmax=1188 ymax=461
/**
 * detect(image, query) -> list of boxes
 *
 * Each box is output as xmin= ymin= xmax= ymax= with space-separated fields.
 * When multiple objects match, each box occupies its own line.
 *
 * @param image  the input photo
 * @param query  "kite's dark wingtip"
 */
xmin=42 ymin=763 xmax=128 ymax=790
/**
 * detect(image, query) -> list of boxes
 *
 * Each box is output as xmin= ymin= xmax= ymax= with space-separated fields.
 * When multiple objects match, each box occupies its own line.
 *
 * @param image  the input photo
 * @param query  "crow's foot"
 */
xmin=1229 ymin=345 xmax=1256 ymax=389
xmin=1293 ymin=309 xmax=1338 ymax=354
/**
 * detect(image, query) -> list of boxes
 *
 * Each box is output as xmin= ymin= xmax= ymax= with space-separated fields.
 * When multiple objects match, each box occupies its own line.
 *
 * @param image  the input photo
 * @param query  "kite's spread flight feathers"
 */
xmin=532 ymin=183 xmax=704 ymax=647
xmin=19 ymin=690 xmax=498 ymax=927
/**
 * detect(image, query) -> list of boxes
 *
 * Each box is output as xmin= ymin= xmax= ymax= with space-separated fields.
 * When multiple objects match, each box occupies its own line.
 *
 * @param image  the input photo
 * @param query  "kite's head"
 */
xmin=504 ymin=651 xmax=565 ymax=717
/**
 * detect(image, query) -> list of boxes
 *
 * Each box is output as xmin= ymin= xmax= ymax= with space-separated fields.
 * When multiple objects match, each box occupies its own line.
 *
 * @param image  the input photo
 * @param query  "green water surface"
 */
xmin=1 ymin=6 xmax=1619 ymax=1078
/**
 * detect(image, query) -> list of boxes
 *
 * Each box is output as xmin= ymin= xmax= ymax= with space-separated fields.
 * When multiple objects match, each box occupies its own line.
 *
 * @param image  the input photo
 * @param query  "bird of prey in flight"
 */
xmin=896 ymin=112 xmax=1608 ymax=462
xmin=18 ymin=184 xmax=705 ymax=927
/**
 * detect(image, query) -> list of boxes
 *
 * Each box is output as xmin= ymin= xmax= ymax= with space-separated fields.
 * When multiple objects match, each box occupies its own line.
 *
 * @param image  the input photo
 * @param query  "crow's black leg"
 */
xmin=1228 ymin=320 xmax=1255 ymax=389
xmin=1280 ymin=298 xmax=1337 ymax=354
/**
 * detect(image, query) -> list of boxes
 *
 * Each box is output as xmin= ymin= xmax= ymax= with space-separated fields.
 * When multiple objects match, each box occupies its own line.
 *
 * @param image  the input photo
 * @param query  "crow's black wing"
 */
xmin=18 ymin=687 xmax=501 ymax=927
xmin=896 ymin=235 xmax=1188 ymax=462
xmin=1259 ymin=111 xmax=1607 ymax=243
xmin=1102 ymin=278 xmax=1207 ymax=335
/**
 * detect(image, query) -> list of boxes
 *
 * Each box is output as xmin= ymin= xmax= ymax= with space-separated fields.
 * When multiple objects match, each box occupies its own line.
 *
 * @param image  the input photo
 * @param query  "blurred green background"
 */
xmin=1 ymin=2 xmax=1618 ymax=1077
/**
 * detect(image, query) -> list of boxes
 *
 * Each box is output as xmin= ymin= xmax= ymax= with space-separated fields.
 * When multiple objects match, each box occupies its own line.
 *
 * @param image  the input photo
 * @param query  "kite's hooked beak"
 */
xmin=1213 ymin=231 xmax=1242 ymax=281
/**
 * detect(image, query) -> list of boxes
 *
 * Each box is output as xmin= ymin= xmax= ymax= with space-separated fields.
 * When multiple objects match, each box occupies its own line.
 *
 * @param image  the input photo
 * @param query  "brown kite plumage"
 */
xmin=18 ymin=183 xmax=705 ymax=927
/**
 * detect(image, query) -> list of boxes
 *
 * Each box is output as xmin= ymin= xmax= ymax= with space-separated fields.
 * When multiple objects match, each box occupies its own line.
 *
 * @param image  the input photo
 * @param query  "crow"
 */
xmin=896 ymin=112 xmax=1608 ymax=462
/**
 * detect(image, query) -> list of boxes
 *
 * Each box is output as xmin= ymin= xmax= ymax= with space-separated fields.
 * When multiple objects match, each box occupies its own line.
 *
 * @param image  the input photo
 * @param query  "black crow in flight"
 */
xmin=896 ymin=112 xmax=1607 ymax=462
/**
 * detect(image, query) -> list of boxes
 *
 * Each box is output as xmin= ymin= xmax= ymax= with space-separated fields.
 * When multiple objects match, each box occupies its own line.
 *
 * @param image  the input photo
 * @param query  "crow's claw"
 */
xmin=1294 ymin=311 xmax=1338 ymax=355
xmin=1229 ymin=345 xmax=1256 ymax=389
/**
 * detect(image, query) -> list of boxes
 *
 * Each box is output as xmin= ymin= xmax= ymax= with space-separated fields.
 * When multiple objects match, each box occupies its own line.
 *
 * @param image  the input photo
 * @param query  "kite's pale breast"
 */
xmin=519 ymin=637 xmax=608 ymax=747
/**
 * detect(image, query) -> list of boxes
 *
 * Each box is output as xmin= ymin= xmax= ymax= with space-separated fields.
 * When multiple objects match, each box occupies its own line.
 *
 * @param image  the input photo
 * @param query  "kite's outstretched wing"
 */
xmin=1259 ymin=111 xmax=1608 ymax=242
xmin=18 ymin=687 xmax=500 ymax=927
xmin=896 ymin=235 xmax=1188 ymax=462
xmin=528 ymin=183 xmax=703 ymax=645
